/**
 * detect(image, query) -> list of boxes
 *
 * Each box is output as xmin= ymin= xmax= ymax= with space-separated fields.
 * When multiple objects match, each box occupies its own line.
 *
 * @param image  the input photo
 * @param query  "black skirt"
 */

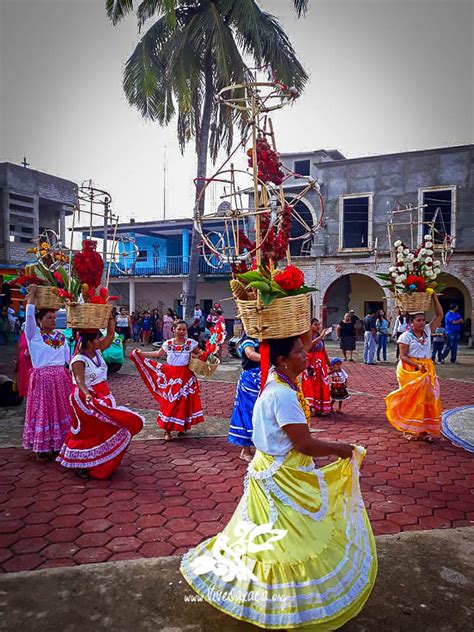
xmin=117 ymin=326 xmax=131 ymax=340
xmin=340 ymin=335 xmax=356 ymax=351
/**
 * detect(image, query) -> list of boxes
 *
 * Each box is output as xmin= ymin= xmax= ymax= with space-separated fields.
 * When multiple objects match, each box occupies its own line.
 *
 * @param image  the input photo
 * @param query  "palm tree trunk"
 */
xmin=185 ymin=62 xmax=214 ymax=321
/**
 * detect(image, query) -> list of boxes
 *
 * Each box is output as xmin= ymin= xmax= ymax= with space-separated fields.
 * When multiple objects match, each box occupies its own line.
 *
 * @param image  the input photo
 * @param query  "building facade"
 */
xmin=279 ymin=145 xmax=473 ymax=337
xmin=0 ymin=162 xmax=77 ymax=309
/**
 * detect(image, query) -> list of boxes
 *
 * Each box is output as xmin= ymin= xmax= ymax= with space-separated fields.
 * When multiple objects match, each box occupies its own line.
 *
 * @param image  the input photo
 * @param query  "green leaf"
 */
xmin=238 ymin=270 xmax=265 ymax=283
xmin=376 ymin=273 xmax=393 ymax=281
xmin=248 ymin=280 xmax=272 ymax=292
xmin=36 ymin=263 xmax=55 ymax=285
xmin=260 ymin=291 xmax=276 ymax=306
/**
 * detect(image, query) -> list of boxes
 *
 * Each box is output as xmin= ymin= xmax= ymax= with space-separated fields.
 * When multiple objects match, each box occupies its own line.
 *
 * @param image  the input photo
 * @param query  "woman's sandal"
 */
xmin=164 ymin=433 xmax=173 ymax=441
xmin=35 ymin=453 xmax=50 ymax=462
xmin=239 ymin=451 xmax=253 ymax=463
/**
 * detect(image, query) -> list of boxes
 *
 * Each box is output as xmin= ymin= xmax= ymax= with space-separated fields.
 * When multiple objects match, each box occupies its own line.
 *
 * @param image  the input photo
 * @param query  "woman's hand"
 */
xmin=333 ymin=442 xmax=354 ymax=460
xmin=26 ymin=284 xmax=37 ymax=304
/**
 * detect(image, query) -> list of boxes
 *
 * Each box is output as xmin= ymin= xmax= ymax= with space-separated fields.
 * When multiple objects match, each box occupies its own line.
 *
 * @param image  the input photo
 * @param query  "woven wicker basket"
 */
xmin=66 ymin=303 xmax=113 ymax=329
xmin=35 ymin=286 xmax=63 ymax=310
xmin=189 ymin=354 xmax=220 ymax=378
xmin=236 ymin=293 xmax=311 ymax=340
xmin=396 ymin=292 xmax=432 ymax=313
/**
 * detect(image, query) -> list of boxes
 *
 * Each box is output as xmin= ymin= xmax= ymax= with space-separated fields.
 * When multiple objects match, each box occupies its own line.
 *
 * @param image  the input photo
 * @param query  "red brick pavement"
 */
xmin=0 ymin=363 xmax=473 ymax=573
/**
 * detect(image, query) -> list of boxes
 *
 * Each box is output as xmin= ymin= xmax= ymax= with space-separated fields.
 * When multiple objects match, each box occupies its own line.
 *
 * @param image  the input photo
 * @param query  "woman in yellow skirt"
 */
xmin=385 ymin=292 xmax=443 ymax=441
xmin=181 ymin=336 xmax=377 ymax=630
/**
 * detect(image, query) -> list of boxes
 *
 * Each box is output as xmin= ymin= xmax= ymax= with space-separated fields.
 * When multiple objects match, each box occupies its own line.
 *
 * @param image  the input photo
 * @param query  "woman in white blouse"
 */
xmin=23 ymin=285 xmax=72 ymax=461
xmin=131 ymin=320 xmax=204 ymax=441
xmin=181 ymin=335 xmax=377 ymax=629
xmin=386 ymin=293 xmax=444 ymax=441
xmin=57 ymin=317 xmax=143 ymax=479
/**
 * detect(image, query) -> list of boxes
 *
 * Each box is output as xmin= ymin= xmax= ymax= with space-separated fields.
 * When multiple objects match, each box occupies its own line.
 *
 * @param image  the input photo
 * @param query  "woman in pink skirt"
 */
xmin=23 ymin=285 xmax=72 ymax=461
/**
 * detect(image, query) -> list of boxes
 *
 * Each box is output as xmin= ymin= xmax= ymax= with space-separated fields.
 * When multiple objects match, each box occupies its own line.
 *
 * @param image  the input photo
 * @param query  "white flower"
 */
xmin=434 ymin=261 xmax=441 ymax=268
xmin=425 ymin=257 xmax=433 ymax=263
xmin=394 ymin=276 xmax=403 ymax=283
xmin=396 ymin=254 xmax=404 ymax=262
xmin=424 ymin=234 xmax=432 ymax=241
xmin=403 ymin=248 xmax=410 ymax=255
xmin=419 ymin=248 xmax=427 ymax=256
xmin=394 ymin=240 xmax=402 ymax=247
xmin=425 ymin=242 xmax=433 ymax=249
xmin=397 ymin=246 xmax=404 ymax=254
xmin=389 ymin=266 xmax=396 ymax=272
xmin=407 ymin=253 xmax=415 ymax=260
xmin=398 ymin=266 xmax=406 ymax=272
xmin=425 ymin=249 xmax=433 ymax=256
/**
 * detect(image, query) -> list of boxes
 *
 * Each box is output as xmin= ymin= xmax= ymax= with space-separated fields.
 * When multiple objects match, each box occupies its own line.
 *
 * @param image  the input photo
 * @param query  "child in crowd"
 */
xmin=141 ymin=311 xmax=152 ymax=345
xmin=431 ymin=326 xmax=446 ymax=364
xmin=329 ymin=357 xmax=350 ymax=413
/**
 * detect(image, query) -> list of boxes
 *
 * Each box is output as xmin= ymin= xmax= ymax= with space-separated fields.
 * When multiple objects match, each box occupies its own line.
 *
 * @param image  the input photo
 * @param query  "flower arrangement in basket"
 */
xmin=377 ymin=234 xmax=445 ymax=312
xmin=9 ymin=262 xmax=70 ymax=310
xmin=230 ymin=137 xmax=315 ymax=340
xmin=65 ymin=240 xmax=119 ymax=328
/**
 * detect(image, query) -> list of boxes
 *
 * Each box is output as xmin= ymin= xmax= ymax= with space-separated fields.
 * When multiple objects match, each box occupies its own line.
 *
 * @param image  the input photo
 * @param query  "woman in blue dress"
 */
xmin=228 ymin=335 xmax=261 ymax=463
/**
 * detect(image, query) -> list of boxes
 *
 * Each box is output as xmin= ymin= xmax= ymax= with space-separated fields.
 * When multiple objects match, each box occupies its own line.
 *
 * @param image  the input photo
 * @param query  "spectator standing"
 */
xmin=154 ymin=312 xmax=163 ymax=342
xmin=337 ymin=312 xmax=357 ymax=361
xmin=193 ymin=303 xmax=203 ymax=322
xmin=363 ymin=308 xmax=377 ymax=365
xmin=188 ymin=318 xmax=202 ymax=344
xmin=431 ymin=326 xmax=446 ymax=363
xmin=442 ymin=304 xmax=463 ymax=363
xmin=132 ymin=313 xmax=141 ymax=342
xmin=392 ymin=309 xmax=409 ymax=359
xmin=141 ymin=311 xmax=152 ymax=346
xmin=116 ymin=308 xmax=133 ymax=352
xmin=349 ymin=309 xmax=359 ymax=325
xmin=162 ymin=308 xmax=175 ymax=340
xmin=376 ymin=309 xmax=390 ymax=363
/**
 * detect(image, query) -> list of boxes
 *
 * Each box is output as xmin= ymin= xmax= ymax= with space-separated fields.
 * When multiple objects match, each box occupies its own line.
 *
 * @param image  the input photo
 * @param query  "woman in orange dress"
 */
xmin=385 ymin=292 xmax=444 ymax=441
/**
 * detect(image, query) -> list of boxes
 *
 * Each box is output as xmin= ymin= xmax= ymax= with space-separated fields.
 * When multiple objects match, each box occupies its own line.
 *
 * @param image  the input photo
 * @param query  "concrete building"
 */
xmin=0 ymin=162 xmax=77 ymax=308
xmin=279 ymin=145 xmax=474 ymax=337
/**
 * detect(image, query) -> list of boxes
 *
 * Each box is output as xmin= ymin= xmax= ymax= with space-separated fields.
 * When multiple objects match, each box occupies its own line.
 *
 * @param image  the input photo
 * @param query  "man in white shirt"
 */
xmin=193 ymin=303 xmax=202 ymax=322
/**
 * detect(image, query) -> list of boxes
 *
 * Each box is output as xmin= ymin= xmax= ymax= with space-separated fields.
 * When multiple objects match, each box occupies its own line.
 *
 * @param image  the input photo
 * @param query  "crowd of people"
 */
xmin=113 ymin=303 xmax=225 ymax=351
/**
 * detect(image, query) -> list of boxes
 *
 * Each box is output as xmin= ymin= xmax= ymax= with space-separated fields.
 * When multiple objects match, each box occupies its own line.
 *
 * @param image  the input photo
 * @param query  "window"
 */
xmin=418 ymin=186 xmax=456 ymax=243
xmin=338 ymin=193 xmax=373 ymax=251
xmin=137 ymin=249 xmax=148 ymax=262
xmin=294 ymin=159 xmax=310 ymax=177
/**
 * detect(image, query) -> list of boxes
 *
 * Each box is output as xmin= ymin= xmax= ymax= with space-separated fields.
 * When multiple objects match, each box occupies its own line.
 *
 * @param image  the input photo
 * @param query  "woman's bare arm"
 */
xmin=71 ymin=361 xmax=93 ymax=400
xmin=429 ymin=293 xmax=444 ymax=334
xmin=98 ymin=316 xmax=115 ymax=352
xmin=399 ymin=342 xmax=426 ymax=372
xmin=244 ymin=347 xmax=261 ymax=362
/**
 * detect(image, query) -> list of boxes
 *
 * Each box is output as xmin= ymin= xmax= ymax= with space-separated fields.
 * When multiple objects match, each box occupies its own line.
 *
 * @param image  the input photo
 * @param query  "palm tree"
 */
xmin=106 ymin=0 xmax=308 ymax=320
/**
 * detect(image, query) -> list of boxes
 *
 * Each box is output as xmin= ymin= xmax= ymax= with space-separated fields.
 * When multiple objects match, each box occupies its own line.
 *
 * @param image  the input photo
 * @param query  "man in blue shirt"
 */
xmin=442 ymin=304 xmax=464 ymax=363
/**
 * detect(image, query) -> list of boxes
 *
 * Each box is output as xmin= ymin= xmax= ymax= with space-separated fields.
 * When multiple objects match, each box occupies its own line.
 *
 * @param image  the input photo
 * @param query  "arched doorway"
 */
xmin=436 ymin=273 xmax=472 ymax=340
xmin=322 ymin=273 xmax=386 ymax=330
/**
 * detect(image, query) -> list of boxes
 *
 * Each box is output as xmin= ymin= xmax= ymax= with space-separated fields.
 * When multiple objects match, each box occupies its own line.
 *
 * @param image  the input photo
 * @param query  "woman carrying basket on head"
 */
xmin=131 ymin=320 xmax=204 ymax=441
xmin=22 ymin=285 xmax=72 ymax=461
xmin=181 ymin=334 xmax=377 ymax=629
xmin=57 ymin=316 xmax=144 ymax=479
xmin=385 ymin=292 xmax=444 ymax=442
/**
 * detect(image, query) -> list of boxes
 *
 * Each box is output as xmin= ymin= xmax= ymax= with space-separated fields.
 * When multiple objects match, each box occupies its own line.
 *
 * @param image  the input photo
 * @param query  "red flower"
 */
xmin=274 ymin=265 xmax=305 ymax=291
xmin=405 ymin=275 xmax=427 ymax=291
xmin=57 ymin=289 xmax=74 ymax=301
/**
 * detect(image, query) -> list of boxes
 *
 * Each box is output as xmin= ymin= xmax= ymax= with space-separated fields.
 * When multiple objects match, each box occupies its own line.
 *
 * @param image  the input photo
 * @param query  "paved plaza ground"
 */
xmin=0 ymin=341 xmax=473 ymax=629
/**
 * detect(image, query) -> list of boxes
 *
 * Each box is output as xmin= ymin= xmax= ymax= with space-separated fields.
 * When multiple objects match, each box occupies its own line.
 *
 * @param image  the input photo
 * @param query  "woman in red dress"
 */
xmin=131 ymin=320 xmax=204 ymax=441
xmin=301 ymin=318 xmax=333 ymax=416
xmin=13 ymin=330 xmax=33 ymax=398
xmin=57 ymin=317 xmax=144 ymax=479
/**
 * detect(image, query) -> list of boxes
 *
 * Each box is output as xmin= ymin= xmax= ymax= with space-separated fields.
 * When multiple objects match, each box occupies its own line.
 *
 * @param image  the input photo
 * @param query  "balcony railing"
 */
xmin=107 ymin=255 xmax=231 ymax=278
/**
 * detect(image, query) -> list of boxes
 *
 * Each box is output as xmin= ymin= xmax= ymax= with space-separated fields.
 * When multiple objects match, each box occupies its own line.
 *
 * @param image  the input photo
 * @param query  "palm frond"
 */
xmin=291 ymin=0 xmax=309 ymax=18
xmin=105 ymin=0 xmax=135 ymax=25
xmin=137 ymin=0 xmax=176 ymax=29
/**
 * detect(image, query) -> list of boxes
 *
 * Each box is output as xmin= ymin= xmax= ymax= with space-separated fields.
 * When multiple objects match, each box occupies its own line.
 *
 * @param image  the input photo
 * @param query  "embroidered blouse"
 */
xmin=70 ymin=352 xmax=108 ymax=387
xmin=330 ymin=369 xmax=348 ymax=385
xmin=162 ymin=338 xmax=198 ymax=366
xmin=25 ymin=303 xmax=70 ymax=368
xmin=398 ymin=325 xmax=431 ymax=359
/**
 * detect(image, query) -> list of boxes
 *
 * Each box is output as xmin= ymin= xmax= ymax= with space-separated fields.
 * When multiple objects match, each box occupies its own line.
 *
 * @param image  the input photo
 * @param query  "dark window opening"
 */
xmin=342 ymin=197 xmax=369 ymax=249
xmin=288 ymin=200 xmax=313 ymax=256
xmin=294 ymin=159 xmax=310 ymax=177
xmin=137 ymin=249 xmax=148 ymax=261
xmin=422 ymin=189 xmax=452 ymax=243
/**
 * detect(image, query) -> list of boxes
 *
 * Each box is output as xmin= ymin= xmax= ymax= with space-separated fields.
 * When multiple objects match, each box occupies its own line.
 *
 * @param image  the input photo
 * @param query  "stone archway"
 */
xmin=321 ymin=271 xmax=390 ymax=328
